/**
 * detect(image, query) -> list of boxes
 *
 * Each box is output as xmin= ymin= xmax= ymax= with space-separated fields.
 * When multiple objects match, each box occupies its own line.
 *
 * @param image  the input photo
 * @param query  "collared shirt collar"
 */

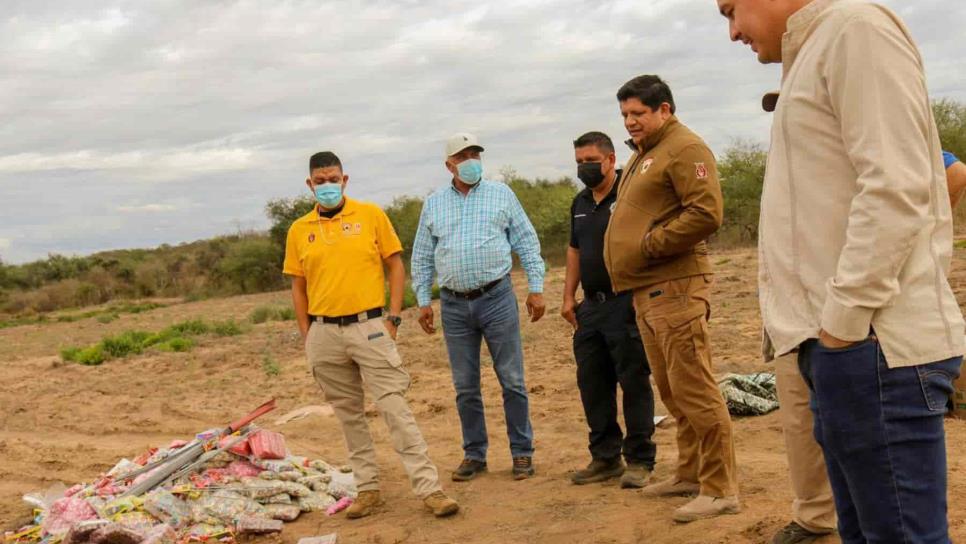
xmin=782 ymin=0 xmax=841 ymax=75
xmin=624 ymin=115 xmax=680 ymax=154
xmin=449 ymin=178 xmax=483 ymax=195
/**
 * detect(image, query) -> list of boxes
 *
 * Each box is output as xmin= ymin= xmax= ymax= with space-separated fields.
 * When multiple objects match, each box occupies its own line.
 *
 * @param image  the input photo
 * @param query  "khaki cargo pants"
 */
xmin=774 ymin=352 xmax=836 ymax=534
xmin=305 ymin=319 xmax=441 ymax=498
xmin=632 ymin=274 xmax=738 ymax=497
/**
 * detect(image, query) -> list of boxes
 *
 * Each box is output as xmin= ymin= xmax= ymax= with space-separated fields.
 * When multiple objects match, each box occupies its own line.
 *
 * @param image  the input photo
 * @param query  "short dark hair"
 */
xmin=309 ymin=151 xmax=342 ymax=172
xmin=573 ymin=131 xmax=615 ymax=154
xmin=617 ymin=75 xmax=676 ymax=114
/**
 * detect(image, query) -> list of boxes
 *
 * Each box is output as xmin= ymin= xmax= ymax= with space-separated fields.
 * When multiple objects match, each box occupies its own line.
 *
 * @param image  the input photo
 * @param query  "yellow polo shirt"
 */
xmin=283 ymin=198 xmax=402 ymax=317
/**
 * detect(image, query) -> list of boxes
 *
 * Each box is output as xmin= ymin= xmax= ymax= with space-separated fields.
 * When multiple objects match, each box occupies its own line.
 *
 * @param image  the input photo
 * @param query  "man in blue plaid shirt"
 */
xmin=412 ymin=132 xmax=546 ymax=482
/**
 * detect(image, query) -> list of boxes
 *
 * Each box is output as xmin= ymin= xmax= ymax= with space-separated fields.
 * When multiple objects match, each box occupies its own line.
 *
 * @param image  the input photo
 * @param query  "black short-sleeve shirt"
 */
xmin=569 ymin=171 xmax=622 ymax=294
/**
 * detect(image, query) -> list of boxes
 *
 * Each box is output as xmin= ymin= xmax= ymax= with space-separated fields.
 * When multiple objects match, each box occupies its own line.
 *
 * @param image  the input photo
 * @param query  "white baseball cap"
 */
xmin=445 ymin=132 xmax=485 ymax=158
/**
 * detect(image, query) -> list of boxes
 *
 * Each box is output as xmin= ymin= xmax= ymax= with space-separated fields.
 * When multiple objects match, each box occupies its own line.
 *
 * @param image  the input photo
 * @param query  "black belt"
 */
xmin=443 ymin=277 xmax=505 ymax=300
xmin=311 ymin=307 xmax=383 ymax=326
xmin=584 ymin=290 xmax=628 ymax=304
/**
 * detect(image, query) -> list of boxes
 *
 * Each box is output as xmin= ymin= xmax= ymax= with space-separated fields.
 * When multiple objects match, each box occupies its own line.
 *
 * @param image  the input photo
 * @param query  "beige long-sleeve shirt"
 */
xmin=760 ymin=0 xmax=965 ymax=368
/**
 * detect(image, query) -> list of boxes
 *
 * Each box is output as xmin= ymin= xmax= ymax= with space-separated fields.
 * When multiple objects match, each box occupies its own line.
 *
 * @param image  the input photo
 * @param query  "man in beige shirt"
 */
xmin=716 ymin=1 xmax=965 ymax=542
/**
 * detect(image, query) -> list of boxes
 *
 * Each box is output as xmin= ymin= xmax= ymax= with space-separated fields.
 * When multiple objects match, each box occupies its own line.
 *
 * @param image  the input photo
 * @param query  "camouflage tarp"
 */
xmin=717 ymin=372 xmax=779 ymax=417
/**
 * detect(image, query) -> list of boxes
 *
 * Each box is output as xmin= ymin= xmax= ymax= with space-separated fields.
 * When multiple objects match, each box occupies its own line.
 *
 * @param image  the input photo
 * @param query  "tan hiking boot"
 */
xmin=641 ymin=477 xmax=700 ymax=497
xmin=672 ymin=495 xmax=741 ymax=523
xmin=346 ymin=490 xmax=382 ymax=519
xmin=423 ymin=491 xmax=460 ymax=517
xmin=571 ymin=458 xmax=625 ymax=485
xmin=620 ymin=463 xmax=652 ymax=489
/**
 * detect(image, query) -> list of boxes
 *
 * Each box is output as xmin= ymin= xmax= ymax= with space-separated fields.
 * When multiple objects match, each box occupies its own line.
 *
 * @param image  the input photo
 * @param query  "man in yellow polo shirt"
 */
xmin=284 ymin=151 xmax=459 ymax=519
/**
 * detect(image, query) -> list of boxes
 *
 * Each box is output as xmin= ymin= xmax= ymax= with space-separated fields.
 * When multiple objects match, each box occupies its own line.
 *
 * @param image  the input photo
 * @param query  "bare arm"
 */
xmin=560 ymin=246 xmax=581 ymax=329
xmin=948 ymin=162 xmax=966 ymax=209
xmin=564 ymin=246 xmax=581 ymax=301
xmin=383 ymin=252 xmax=405 ymax=339
xmin=385 ymin=252 xmax=405 ymax=317
xmin=291 ymin=275 xmax=310 ymax=341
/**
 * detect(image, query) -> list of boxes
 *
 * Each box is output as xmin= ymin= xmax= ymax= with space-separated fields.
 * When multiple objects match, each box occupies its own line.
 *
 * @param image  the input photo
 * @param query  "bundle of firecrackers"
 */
xmin=4 ymin=427 xmax=356 ymax=544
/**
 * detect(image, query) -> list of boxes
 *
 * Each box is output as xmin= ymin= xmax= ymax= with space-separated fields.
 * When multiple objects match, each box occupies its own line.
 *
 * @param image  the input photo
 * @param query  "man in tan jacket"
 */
xmin=604 ymin=74 xmax=739 ymax=522
xmin=717 ymin=1 xmax=965 ymax=542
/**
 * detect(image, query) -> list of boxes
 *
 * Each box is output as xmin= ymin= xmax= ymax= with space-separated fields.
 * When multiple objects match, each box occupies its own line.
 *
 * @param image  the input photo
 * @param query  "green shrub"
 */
xmin=61 ymin=345 xmax=107 ymax=366
xmin=0 ymin=315 xmax=44 ymax=329
xmin=216 ymin=238 xmax=284 ymax=294
xmin=97 ymin=313 xmax=119 ymax=324
xmin=116 ymin=302 xmax=164 ymax=314
xmin=157 ymin=337 xmax=194 ymax=352
xmin=715 ymin=140 xmax=767 ymax=245
xmin=59 ymin=317 xmax=232 ymax=364
xmin=212 ymin=319 xmax=243 ymax=336
xmin=266 ymin=196 xmax=316 ymax=267
xmin=935 ymin=99 xmax=966 ymax=161
xmin=506 ymin=176 xmax=579 ymax=265
xmin=250 ymin=305 xmax=295 ymax=324
xmin=60 ymin=347 xmax=80 ymax=361
xmin=262 ymin=354 xmax=281 ymax=377
xmin=165 ymin=319 xmax=209 ymax=336
xmin=250 ymin=305 xmax=275 ymax=324
xmin=384 ymin=196 xmax=425 ymax=269
xmin=384 ymin=282 xmax=439 ymax=310
xmin=101 ymin=330 xmax=152 ymax=358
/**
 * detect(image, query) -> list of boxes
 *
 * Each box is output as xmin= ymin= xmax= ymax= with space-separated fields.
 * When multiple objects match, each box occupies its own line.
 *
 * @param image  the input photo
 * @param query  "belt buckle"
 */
xmin=594 ymin=292 xmax=607 ymax=303
xmin=358 ymin=311 xmax=369 ymax=323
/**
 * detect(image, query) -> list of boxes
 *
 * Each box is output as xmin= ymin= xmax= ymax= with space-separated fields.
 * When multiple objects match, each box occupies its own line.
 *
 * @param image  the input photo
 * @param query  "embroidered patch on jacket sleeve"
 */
xmin=695 ymin=162 xmax=708 ymax=180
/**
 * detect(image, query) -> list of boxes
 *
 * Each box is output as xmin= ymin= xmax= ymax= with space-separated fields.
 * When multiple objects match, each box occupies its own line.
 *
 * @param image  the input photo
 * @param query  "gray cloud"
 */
xmin=1 ymin=0 xmax=964 ymax=262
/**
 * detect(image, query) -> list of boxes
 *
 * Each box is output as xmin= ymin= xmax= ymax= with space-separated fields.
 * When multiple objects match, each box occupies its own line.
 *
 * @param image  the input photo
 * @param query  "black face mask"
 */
xmin=577 ymin=162 xmax=606 ymax=188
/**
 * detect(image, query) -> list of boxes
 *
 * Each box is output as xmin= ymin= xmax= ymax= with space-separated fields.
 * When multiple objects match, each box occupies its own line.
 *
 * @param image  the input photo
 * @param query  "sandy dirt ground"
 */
xmin=4 ymin=247 xmax=966 ymax=543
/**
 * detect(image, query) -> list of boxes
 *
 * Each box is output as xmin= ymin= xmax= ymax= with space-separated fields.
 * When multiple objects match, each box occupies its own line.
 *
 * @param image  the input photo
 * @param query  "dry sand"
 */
xmin=3 ymin=247 xmax=966 ymax=543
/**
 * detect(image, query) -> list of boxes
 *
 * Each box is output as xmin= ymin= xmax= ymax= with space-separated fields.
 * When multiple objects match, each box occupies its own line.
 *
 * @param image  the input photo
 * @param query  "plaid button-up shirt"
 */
xmin=411 ymin=180 xmax=545 ymax=307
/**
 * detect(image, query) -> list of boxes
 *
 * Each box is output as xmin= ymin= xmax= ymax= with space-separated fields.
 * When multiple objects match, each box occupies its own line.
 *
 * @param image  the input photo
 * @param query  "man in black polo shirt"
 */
xmin=561 ymin=131 xmax=657 ymax=488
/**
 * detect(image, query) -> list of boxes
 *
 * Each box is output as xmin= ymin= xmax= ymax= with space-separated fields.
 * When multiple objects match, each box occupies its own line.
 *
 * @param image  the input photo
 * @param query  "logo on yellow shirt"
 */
xmin=338 ymin=222 xmax=364 ymax=236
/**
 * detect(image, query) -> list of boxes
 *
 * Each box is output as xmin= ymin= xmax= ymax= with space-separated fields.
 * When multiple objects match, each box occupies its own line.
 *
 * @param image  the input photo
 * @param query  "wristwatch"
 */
xmin=387 ymin=315 xmax=402 ymax=327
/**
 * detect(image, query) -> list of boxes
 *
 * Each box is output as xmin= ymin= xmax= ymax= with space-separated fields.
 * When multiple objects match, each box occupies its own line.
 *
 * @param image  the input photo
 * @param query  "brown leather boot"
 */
xmin=619 ymin=463 xmax=652 ymax=489
xmin=345 ymin=490 xmax=382 ymax=519
xmin=571 ymin=458 xmax=625 ymax=485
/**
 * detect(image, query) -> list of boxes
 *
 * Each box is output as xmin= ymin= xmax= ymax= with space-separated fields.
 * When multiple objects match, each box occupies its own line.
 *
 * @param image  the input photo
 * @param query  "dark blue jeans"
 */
xmin=440 ymin=276 xmax=533 ymax=461
xmin=798 ymin=337 xmax=961 ymax=544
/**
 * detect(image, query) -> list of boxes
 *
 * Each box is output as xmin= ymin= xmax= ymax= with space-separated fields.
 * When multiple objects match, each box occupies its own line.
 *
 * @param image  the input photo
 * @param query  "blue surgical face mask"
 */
xmin=456 ymin=158 xmax=483 ymax=185
xmin=314 ymin=183 xmax=344 ymax=209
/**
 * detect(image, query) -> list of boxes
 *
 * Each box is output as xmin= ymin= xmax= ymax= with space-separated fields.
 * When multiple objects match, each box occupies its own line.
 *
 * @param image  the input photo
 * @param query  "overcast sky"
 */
xmin=1 ymin=0 xmax=963 ymax=263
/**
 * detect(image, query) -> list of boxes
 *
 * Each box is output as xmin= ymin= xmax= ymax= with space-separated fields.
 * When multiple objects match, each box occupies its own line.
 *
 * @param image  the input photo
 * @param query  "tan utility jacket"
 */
xmin=604 ymin=116 xmax=724 ymax=292
xmin=760 ymin=0 xmax=965 ymax=367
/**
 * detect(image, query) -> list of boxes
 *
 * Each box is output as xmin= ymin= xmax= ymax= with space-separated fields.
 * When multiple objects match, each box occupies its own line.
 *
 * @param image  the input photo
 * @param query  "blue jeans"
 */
xmin=798 ymin=337 xmax=961 ymax=544
xmin=440 ymin=276 xmax=534 ymax=460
